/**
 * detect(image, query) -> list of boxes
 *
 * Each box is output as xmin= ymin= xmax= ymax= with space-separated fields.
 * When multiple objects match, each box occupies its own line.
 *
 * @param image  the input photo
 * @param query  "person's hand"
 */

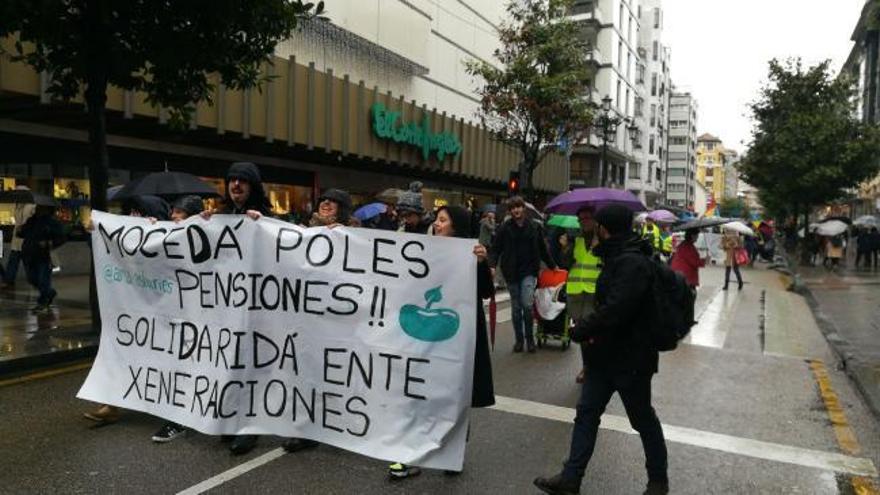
xmin=200 ymin=209 xmax=215 ymax=220
xmin=473 ymin=244 xmax=487 ymax=262
xmin=85 ymin=220 xmax=94 ymax=232
xmin=325 ymin=222 xmax=342 ymax=229
xmin=146 ymin=217 xmax=158 ymax=225
xmin=245 ymin=210 xmax=262 ymax=220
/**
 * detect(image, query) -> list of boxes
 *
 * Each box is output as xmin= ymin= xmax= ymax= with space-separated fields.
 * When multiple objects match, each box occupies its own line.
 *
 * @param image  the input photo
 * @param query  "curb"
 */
xmin=0 ymin=345 xmax=97 ymax=378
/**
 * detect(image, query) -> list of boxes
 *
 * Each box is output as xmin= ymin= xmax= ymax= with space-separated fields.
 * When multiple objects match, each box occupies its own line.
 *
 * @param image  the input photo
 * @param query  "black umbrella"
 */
xmin=673 ymin=216 xmax=735 ymax=232
xmin=114 ymin=171 xmax=219 ymax=200
xmin=0 ymin=189 xmax=57 ymax=206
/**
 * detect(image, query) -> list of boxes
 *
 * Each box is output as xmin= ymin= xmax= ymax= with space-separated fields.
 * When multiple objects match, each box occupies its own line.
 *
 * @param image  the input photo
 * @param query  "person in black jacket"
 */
xmin=535 ymin=204 xmax=668 ymax=495
xmin=489 ymin=196 xmax=557 ymax=353
xmin=18 ymin=205 xmax=65 ymax=312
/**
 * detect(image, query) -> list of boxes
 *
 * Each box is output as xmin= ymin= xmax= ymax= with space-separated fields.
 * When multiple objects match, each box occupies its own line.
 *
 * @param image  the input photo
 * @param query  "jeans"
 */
xmin=25 ymin=259 xmax=56 ymax=305
xmin=562 ymin=370 xmax=668 ymax=482
xmin=507 ymin=275 xmax=537 ymax=344
xmin=4 ymin=250 xmax=21 ymax=284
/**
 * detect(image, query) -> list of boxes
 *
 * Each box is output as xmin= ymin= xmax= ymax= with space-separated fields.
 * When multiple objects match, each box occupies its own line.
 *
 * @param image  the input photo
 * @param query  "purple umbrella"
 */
xmin=647 ymin=209 xmax=677 ymax=224
xmin=353 ymin=202 xmax=388 ymax=221
xmin=545 ymin=188 xmax=646 ymax=215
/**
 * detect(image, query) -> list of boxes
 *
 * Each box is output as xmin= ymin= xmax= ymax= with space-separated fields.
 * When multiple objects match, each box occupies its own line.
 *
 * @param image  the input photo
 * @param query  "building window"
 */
xmin=649 ymin=134 xmax=656 ymax=154
xmin=619 ymin=3 xmax=625 ymax=29
xmin=652 ymin=41 xmax=658 ymax=61
xmin=618 ymin=41 xmax=623 ymax=69
xmin=670 ymin=136 xmax=687 ymax=145
xmin=635 ymin=96 xmax=644 ymax=117
xmin=656 ymin=166 xmax=663 ymax=182
xmin=627 ymin=53 xmax=632 ymax=79
xmin=616 ymin=80 xmax=622 ymax=110
xmin=651 ymin=73 xmax=657 ymax=96
xmin=654 ymin=8 xmax=661 ymax=28
xmin=650 ymin=104 xmax=657 ymax=127
xmin=636 ymin=63 xmax=645 ymax=84
xmin=625 ymin=89 xmax=630 ymax=114
xmin=629 ymin=162 xmax=641 ymax=179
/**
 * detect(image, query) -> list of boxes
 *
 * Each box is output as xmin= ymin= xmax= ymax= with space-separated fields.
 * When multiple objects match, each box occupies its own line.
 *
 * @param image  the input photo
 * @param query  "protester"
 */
xmin=641 ymin=217 xmax=664 ymax=255
xmin=17 ymin=204 xmax=65 ymax=312
xmin=670 ymin=229 xmax=706 ymax=289
xmin=559 ymin=206 xmax=600 ymax=384
xmin=478 ymin=205 xmax=496 ymax=250
xmin=856 ymin=228 xmax=873 ymax=269
xmin=721 ymin=230 xmax=744 ymax=290
xmin=2 ymin=186 xmax=36 ymax=289
xmin=489 ymin=196 xmax=558 ymax=353
xmin=397 ymin=181 xmax=432 ymax=234
xmin=824 ymin=234 xmax=845 ymax=270
xmin=388 ymin=205 xmax=495 ymax=480
xmin=534 ymin=204 xmax=668 ymax=495
xmin=306 ymin=188 xmax=355 ymax=227
xmin=151 ymin=195 xmax=203 ymax=444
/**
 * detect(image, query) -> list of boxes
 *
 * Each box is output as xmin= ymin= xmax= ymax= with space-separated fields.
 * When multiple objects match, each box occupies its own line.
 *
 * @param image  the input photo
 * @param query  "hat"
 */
xmin=397 ymin=181 xmax=425 ymax=215
xmin=594 ymin=204 xmax=633 ymax=236
xmin=437 ymin=205 xmax=472 ymax=239
xmin=226 ymin=162 xmax=262 ymax=185
xmin=172 ymin=195 xmax=204 ymax=216
xmin=318 ymin=188 xmax=353 ymax=224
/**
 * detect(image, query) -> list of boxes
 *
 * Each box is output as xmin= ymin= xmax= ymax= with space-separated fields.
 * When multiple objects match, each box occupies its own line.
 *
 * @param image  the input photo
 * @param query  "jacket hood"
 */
xmin=317 ymin=188 xmax=353 ymax=224
xmin=130 ymin=195 xmax=170 ymax=220
xmin=593 ymin=232 xmax=651 ymax=259
xmin=172 ymin=195 xmax=204 ymax=217
xmin=224 ymin=162 xmax=271 ymax=213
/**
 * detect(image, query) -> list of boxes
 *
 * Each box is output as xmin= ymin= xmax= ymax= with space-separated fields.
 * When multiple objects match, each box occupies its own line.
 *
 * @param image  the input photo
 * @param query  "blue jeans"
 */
xmin=562 ymin=369 xmax=667 ymax=482
xmin=507 ymin=275 xmax=537 ymax=344
xmin=25 ymin=259 xmax=55 ymax=305
xmin=4 ymin=250 xmax=21 ymax=284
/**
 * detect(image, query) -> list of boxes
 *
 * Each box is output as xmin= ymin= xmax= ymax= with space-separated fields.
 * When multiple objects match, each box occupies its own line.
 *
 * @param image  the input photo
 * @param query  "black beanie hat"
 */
xmin=595 ymin=204 xmax=633 ymax=236
xmin=437 ymin=205 xmax=472 ymax=239
xmin=226 ymin=162 xmax=262 ymax=185
xmin=318 ymin=188 xmax=353 ymax=224
xmin=172 ymin=195 xmax=204 ymax=216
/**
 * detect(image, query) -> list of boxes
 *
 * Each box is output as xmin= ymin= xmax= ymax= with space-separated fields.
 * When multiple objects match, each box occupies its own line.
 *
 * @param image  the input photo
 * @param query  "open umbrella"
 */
xmin=547 ymin=214 xmax=580 ymax=229
xmin=0 ymin=189 xmax=57 ymax=206
xmin=816 ymin=220 xmax=848 ymax=237
xmin=525 ymin=202 xmax=545 ymax=221
xmin=375 ymin=188 xmax=405 ymax=205
xmin=114 ymin=171 xmax=219 ymax=200
xmin=546 ymin=187 xmax=645 ymax=215
xmin=353 ymin=202 xmax=387 ymax=221
xmin=647 ymin=209 xmax=678 ymax=224
xmin=673 ymin=216 xmax=734 ymax=232
xmin=722 ymin=221 xmax=756 ymax=236
xmin=853 ymin=215 xmax=878 ymax=227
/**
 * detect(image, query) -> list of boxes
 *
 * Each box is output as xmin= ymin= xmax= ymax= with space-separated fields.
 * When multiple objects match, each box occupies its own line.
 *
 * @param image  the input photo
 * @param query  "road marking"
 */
xmin=176 ymin=448 xmax=287 ymax=495
xmin=0 ymin=361 xmax=93 ymax=387
xmin=685 ymin=289 xmax=736 ymax=349
xmin=809 ymin=359 xmax=880 ymax=493
xmin=490 ymin=395 xmax=878 ymax=478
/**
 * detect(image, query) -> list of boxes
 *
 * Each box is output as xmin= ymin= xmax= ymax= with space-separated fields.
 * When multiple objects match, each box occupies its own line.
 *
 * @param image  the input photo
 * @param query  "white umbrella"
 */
xmin=853 ymin=215 xmax=878 ymax=227
xmin=722 ymin=221 xmax=756 ymax=236
xmin=815 ymin=220 xmax=848 ymax=237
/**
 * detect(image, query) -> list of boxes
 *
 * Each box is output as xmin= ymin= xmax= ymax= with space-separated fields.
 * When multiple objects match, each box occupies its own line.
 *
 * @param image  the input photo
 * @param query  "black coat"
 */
xmin=572 ymin=233 xmax=658 ymax=374
xmin=18 ymin=214 xmax=65 ymax=263
xmin=489 ymin=219 xmax=556 ymax=282
xmin=473 ymin=260 xmax=496 ymax=408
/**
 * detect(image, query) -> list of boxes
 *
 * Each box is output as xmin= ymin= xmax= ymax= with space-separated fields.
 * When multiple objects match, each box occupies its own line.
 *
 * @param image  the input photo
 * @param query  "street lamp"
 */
xmin=593 ymin=95 xmax=627 ymax=187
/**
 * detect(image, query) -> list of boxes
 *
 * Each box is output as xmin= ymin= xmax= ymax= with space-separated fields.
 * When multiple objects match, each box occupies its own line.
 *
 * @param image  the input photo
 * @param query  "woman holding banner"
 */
xmin=388 ymin=205 xmax=496 ymax=480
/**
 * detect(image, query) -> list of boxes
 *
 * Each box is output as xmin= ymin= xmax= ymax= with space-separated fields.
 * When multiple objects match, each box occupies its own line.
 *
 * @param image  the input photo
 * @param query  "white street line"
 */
xmin=176 ymin=448 xmax=288 ymax=495
xmin=490 ymin=395 xmax=878 ymax=478
xmin=685 ymin=289 xmax=737 ymax=349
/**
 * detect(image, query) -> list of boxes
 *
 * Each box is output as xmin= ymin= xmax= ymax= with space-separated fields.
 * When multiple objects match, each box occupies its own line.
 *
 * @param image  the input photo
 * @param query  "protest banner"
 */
xmin=78 ymin=211 xmax=477 ymax=470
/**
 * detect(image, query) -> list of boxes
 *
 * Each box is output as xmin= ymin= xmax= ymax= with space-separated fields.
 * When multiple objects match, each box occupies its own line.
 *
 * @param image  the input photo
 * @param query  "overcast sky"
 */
xmin=661 ymin=0 xmax=865 ymax=154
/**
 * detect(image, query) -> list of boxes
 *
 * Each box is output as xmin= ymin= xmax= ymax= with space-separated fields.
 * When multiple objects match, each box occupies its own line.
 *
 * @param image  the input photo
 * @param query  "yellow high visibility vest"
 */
xmin=662 ymin=235 xmax=673 ymax=254
xmin=642 ymin=223 xmax=663 ymax=252
xmin=567 ymin=236 xmax=601 ymax=295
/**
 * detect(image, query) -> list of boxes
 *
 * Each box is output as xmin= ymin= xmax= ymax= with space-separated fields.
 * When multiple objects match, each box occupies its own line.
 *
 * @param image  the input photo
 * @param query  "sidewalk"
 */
xmin=796 ymin=260 xmax=880 ymax=419
xmin=0 ymin=274 xmax=99 ymax=375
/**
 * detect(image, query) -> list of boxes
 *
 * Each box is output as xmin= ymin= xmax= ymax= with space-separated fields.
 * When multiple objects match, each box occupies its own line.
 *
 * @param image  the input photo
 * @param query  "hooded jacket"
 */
xmin=572 ymin=232 xmax=658 ymax=374
xmin=129 ymin=195 xmax=170 ymax=221
xmin=220 ymin=162 xmax=272 ymax=215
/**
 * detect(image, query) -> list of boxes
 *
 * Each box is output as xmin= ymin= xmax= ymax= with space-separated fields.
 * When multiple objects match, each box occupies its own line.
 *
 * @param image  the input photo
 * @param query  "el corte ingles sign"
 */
xmin=370 ymin=102 xmax=462 ymax=162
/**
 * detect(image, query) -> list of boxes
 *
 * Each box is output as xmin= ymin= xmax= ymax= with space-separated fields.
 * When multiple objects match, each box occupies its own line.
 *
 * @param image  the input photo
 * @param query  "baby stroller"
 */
xmin=534 ymin=268 xmax=571 ymax=350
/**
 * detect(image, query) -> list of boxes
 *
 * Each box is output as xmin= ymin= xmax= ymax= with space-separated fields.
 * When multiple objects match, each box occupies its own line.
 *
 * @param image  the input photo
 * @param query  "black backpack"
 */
xmin=648 ymin=258 xmax=697 ymax=351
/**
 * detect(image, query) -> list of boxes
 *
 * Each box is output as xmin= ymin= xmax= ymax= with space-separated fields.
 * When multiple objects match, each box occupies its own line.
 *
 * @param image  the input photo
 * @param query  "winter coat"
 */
xmin=571 ymin=233 xmax=658 ymax=375
xmin=10 ymin=202 xmax=35 ymax=251
xmin=670 ymin=239 xmax=704 ymax=287
xmin=472 ymin=260 xmax=496 ymax=408
xmin=721 ymin=233 xmax=742 ymax=267
xmin=489 ymin=218 xmax=557 ymax=282
xmin=478 ymin=218 xmax=495 ymax=249
xmin=18 ymin=213 xmax=65 ymax=263
xmin=400 ymin=215 xmax=433 ymax=235
xmin=220 ymin=162 xmax=272 ymax=215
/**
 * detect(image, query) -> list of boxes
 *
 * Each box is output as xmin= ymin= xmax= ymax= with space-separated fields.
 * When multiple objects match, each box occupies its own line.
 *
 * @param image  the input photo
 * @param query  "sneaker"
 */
xmin=229 ymin=435 xmax=258 ymax=455
xmin=513 ymin=342 xmax=524 ymax=353
xmin=152 ymin=422 xmax=187 ymax=443
xmin=282 ymin=437 xmax=319 ymax=453
xmin=30 ymin=304 xmax=49 ymax=314
xmin=644 ymin=479 xmax=670 ymax=495
xmin=388 ymin=463 xmax=422 ymax=480
xmin=534 ymin=473 xmax=580 ymax=495
xmin=527 ymin=340 xmax=537 ymax=353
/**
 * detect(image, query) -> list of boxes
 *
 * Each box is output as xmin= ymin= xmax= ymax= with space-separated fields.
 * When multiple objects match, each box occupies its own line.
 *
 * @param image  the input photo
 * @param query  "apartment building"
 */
xmin=666 ymin=91 xmax=698 ymax=208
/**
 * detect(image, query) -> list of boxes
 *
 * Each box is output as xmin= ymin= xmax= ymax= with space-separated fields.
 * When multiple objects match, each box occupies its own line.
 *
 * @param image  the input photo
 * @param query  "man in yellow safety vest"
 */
xmin=560 ymin=206 xmax=601 ymax=383
xmin=641 ymin=217 xmax=664 ymax=254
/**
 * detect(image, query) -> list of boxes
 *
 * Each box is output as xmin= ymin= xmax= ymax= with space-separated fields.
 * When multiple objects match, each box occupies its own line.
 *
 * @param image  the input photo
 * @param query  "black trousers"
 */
xmin=724 ymin=265 xmax=742 ymax=288
xmin=562 ymin=369 xmax=668 ymax=482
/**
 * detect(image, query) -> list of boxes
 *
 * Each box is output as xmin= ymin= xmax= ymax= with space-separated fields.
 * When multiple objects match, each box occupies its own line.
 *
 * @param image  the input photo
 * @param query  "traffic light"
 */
xmin=508 ymin=170 xmax=521 ymax=196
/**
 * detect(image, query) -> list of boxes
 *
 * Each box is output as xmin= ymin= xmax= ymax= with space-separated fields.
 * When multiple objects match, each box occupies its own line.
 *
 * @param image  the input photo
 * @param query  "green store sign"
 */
xmin=370 ymin=102 xmax=462 ymax=162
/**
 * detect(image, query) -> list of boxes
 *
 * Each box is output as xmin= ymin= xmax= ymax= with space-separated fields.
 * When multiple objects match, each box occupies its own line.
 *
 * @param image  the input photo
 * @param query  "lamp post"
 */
xmin=593 ymin=95 xmax=626 ymax=187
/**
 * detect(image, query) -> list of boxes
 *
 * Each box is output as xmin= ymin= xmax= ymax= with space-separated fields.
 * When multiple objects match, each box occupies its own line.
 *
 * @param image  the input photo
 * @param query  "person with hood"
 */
xmin=2 ymin=186 xmax=36 ymax=289
xmin=17 ymin=204 xmax=65 ymax=312
xmin=478 ymin=205 xmax=497 ymax=250
xmin=306 ymin=188 xmax=355 ymax=227
xmin=670 ymin=229 xmax=706 ymax=288
xmin=387 ymin=205 xmax=495 ymax=480
xmin=397 ymin=181 xmax=432 ymax=234
xmin=534 ymin=205 xmax=668 ymax=495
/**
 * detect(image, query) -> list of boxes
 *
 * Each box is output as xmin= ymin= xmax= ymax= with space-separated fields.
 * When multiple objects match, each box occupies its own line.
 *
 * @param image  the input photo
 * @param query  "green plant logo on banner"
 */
xmin=371 ymin=102 xmax=463 ymax=162
xmin=399 ymin=286 xmax=460 ymax=342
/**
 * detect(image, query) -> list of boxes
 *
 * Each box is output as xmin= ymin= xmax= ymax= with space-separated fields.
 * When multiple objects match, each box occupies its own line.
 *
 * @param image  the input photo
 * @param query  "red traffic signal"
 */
xmin=508 ymin=170 xmax=521 ymax=196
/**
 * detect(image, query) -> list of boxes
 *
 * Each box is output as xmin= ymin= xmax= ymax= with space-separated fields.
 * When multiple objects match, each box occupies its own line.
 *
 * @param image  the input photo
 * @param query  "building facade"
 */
xmin=568 ymin=0 xmax=642 ymax=192
xmin=665 ymin=91 xmax=698 ymax=208
xmin=0 ymin=1 xmax=569 ymax=236
xmin=723 ymin=149 xmax=739 ymax=200
xmin=695 ymin=133 xmax=725 ymax=203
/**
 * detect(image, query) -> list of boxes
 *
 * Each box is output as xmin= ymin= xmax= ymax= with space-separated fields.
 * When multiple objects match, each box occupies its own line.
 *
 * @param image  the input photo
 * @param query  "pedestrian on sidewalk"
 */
xmin=489 ymin=195 xmax=558 ymax=353
xmin=670 ymin=229 xmax=706 ymax=289
xmin=534 ymin=204 xmax=668 ymax=495
xmin=2 ymin=186 xmax=36 ymax=289
xmin=387 ymin=205 xmax=495 ymax=480
xmin=18 ymin=204 xmax=65 ymax=312
xmin=559 ymin=206 xmax=600 ymax=384
xmin=869 ymin=227 xmax=880 ymax=269
xmin=856 ymin=228 xmax=872 ymax=269
xmin=721 ymin=231 xmax=744 ymax=290
xmin=824 ymin=235 xmax=845 ymax=271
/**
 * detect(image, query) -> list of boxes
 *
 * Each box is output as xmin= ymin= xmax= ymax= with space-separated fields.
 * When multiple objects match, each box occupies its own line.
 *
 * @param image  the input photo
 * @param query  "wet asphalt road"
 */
xmin=1 ymin=265 xmax=879 ymax=494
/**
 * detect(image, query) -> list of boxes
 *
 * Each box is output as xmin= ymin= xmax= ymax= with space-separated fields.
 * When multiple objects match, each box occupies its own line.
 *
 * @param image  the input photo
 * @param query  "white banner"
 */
xmin=78 ymin=211 xmax=477 ymax=470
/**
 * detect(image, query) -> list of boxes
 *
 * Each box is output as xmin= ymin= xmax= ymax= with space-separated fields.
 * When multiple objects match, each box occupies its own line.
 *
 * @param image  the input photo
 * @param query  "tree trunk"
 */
xmin=85 ymin=58 xmax=109 ymax=333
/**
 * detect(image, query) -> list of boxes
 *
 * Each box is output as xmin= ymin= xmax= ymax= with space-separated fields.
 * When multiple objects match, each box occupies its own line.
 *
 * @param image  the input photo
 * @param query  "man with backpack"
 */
xmin=534 ymin=204 xmax=670 ymax=495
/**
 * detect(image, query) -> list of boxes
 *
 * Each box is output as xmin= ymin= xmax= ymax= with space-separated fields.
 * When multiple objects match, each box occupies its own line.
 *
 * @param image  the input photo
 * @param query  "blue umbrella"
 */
xmin=354 ymin=202 xmax=388 ymax=221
